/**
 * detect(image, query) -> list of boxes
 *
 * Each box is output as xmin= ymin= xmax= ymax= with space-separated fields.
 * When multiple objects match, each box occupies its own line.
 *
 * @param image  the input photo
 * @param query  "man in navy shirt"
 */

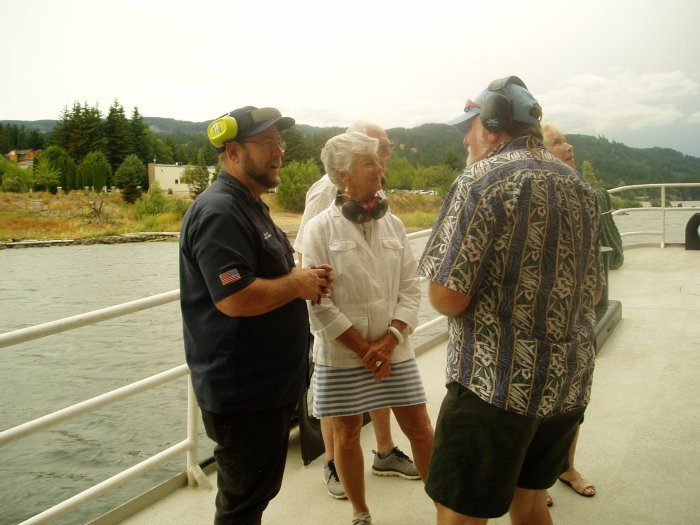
xmin=179 ymin=106 xmax=333 ymax=525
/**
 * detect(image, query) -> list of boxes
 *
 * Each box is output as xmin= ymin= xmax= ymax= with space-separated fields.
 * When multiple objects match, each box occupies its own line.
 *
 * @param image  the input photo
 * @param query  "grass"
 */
xmin=0 ymin=192 xmax=182 ymax=241
xmin=0 ymin=191 xmax=441 ymax=242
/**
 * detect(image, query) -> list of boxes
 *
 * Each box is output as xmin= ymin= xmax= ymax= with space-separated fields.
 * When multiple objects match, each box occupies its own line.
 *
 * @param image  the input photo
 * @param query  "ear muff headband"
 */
xmin=337 ymin=193 xmax=388 ymax=224
xmin=207 ymin=116 xmax=238 ymax=149
xmin=207 ymin=108 xmax=284 ymax=148
xmin=480 ymin=76 xmax=528 ymax=133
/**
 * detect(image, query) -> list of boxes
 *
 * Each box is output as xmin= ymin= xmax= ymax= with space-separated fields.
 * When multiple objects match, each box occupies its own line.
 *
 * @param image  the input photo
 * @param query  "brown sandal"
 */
xmin=559 ymin=477 xmax=596 ymax=497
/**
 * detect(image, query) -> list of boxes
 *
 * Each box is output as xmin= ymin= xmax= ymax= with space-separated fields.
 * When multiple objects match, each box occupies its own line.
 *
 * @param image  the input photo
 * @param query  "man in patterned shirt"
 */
xmin=418 ymin=76 xmax=604 ymax=524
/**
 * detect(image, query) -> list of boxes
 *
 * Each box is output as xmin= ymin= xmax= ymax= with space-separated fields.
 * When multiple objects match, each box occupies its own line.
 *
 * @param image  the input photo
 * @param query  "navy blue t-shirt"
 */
xmin=179 ymin=172 xmax=309 ymax=413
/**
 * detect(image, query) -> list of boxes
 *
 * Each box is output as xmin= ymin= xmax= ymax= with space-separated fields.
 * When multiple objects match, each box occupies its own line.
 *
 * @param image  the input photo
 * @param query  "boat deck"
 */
xmin=117 ymin=245 xmax=700 ymax=525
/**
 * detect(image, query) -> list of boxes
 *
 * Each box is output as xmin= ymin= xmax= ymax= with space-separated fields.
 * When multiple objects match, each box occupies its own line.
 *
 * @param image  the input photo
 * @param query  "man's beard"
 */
xmin=466 ymin=135 xmax=492 ymax=167
xmin=242 ymin=151 xmax=280 ymax=189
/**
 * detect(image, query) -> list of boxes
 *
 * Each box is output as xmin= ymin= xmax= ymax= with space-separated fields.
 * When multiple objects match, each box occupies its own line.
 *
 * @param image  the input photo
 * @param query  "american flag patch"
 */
xmin=219 ymin=268 xmax=241 ymax=286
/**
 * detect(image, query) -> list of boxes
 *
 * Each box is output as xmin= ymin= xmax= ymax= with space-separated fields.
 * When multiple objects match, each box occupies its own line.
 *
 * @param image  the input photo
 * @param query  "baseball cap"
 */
xmin=208 ymin=106 xmax=295 ymax=151
xmin=448 ymin=76 xmax=541 ymax=133
xmin=447 ymin=89 xmax=488 ymax=132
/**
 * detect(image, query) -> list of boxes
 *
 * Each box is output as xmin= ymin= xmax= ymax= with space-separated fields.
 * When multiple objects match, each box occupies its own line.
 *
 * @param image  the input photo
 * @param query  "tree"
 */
xmin=152 ymin=136 xmax=175 ymax=164
xmin=40 ymin=145 xmax=76 ymax=191
xmin=130 ymin=106 xmax=154 ymax=166
xmin=0 ymin=157 xmax=30 ymax=192
xmin=581 ymin=160 xmax=602 ymax=187
xmin=413 ymin=165 xmax=458 ymax=197
xmin=114 ymin=154 xmax=146 ymax=203
xmin=384 ymin=156 xmax=416 ymax=191
xmin=104 ymin=99 xmax=134 ymax=173
xmin=50 ymin=102 xmax=107 ymax=163
xmin=77 ymin=151 xmax=112 ymax=191
xmin=181 ymin=149 xmax=212 ymax=197
xmin=31 ymin=157 xmax=61 ymax=191
xmin=276 ymin=159 xmax=322 ymax=212
xmin=281 ymin=127 xmax=315 ymax=165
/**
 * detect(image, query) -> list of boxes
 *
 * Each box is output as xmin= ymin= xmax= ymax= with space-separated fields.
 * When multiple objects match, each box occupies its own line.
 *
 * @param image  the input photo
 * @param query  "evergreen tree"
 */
xmin=50 ymin=102 xmax=107 ymax=163
xmin=114 ymin=154 xmax=146 ymax=202
xmin=104 ymin=99 xmax=134 ymax=173
xmin=152 ymin=137 xmax=175 ymax=164
xmin=77 ymin=151 xmax=112 ymax=191
xmin=281 ymin=127 xmax=315 ymax=165
xmin=27 ymin=129 xmax=46 ymax=150
xmin=31 ymin=157 xmax=61 ymax=191
xmin=0 ymin=123 xmax=11 ymax=154
xmin=40 ymin=145 xmax=76 ymax=191
xmin=130 ymin=107 xmax=154 ymax=166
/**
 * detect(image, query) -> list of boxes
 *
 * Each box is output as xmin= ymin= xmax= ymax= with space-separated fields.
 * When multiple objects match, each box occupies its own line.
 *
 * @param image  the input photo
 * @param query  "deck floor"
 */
xmin=120 ymin=245 xmax=700 ymax=525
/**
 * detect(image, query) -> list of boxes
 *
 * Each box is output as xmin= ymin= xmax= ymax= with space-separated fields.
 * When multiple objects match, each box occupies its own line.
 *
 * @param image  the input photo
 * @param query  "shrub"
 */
xmin=276 ymin=159 xmax=321 ymax=212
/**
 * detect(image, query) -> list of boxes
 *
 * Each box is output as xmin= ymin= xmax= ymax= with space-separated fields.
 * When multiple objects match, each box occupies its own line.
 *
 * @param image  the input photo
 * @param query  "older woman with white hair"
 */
xmin=302 ymin=132 xmax=434 ymax=525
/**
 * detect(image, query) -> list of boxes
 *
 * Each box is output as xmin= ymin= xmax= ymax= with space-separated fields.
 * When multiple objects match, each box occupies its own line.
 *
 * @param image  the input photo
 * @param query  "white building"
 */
xmin=147 ymin=163 xmax=215 ymax=196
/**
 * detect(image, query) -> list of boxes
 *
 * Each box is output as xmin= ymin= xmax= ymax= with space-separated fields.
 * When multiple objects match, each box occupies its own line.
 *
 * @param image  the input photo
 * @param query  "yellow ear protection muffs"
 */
xmin=207 ymin=115 xmax=240 ymax=150
xmin=207 ymin=107 xmax=292 ymax=152
xmin=336 ymin=192 xmax=389 ymax=224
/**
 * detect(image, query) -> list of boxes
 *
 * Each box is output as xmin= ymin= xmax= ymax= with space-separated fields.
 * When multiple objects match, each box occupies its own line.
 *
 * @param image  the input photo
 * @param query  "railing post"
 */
xmin=661 ymin=185 xmax=667 ymax=248
xmin=186 ymin=374 xmax=213 ymax=489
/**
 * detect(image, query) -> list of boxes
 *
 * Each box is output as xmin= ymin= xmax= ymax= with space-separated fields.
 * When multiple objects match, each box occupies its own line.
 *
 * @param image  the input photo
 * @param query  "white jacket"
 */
xmin=302 ymin=202 xmax=421 ymax=367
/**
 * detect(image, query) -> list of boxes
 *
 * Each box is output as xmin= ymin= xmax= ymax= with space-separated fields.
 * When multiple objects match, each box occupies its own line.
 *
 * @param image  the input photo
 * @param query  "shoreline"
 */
xmin=0 ymin=232 xmax=181 ymax=249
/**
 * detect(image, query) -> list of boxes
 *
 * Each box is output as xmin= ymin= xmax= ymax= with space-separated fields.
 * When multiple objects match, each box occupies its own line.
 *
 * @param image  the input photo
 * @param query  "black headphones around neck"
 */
xmin=336 ymin=193 xmax=389 ymax=224
xmin=479 ymin=76 xmax=528 ymax=133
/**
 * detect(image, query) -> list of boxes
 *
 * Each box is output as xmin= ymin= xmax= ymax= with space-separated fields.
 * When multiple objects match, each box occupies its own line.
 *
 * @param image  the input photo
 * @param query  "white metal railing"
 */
xmin=0 ymin=289 xmax=212 ymax=525
xmin=607 ymin=182 xmax=700 ymax=248
xmin=9 ymin=180 xmax=693 ymax=523
xmin=0 ymin=229 xmax=444 ymax=525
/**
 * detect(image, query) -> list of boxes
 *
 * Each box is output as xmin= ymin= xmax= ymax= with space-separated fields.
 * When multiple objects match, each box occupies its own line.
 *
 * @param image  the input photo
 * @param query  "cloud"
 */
xmin=537 ymin=70 xmax=699 ymax=135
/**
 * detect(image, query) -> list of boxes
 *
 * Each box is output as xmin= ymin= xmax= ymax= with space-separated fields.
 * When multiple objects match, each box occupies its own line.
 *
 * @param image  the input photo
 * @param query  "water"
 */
xmin=0 ymin=242 xmax=191 ymax=525
xmin=612 ymin=202 xmax=700 ymax=246
xmin=1 ymin=206 xmax=697 ymax=524
xmin=0 ymin=238 xmax=444 ymax=525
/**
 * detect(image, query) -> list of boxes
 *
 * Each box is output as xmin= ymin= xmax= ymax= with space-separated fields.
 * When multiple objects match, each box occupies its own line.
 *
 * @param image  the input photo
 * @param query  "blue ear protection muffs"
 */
xmin=479 ymin=76 xmax=529 ymax=132
xmin=336 ymin=193 xmax=389 ymax=224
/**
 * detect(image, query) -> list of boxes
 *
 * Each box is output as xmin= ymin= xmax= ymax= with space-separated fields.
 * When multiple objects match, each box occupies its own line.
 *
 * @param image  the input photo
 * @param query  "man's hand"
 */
xmin=293 ymin=264 xmax=334 ymax=305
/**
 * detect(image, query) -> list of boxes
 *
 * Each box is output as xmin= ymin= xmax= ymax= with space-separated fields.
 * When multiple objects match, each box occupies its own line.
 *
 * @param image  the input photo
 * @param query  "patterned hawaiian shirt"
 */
xmin=418 ymin=137 xmax=604 ymax=417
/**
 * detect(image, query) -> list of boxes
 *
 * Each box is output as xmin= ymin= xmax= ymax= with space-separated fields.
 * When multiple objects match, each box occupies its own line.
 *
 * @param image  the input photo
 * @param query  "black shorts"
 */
xmin=425 ymin=382 xmax=585 ymax=519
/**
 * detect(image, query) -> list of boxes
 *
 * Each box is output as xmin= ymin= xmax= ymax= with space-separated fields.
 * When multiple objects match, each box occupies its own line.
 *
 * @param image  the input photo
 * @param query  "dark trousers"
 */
xmin=201 ymin=400 xmax=296 ymax=525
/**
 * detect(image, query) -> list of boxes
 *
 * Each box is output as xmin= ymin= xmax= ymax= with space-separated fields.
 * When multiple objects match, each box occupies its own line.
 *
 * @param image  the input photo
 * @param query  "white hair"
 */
xmin=321 ymin=132 xmax=378 ymax=188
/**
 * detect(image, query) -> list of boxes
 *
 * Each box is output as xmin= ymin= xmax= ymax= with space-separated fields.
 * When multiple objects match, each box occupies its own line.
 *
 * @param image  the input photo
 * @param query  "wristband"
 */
xmin=387 ymin=325 xmax=404 ymax=345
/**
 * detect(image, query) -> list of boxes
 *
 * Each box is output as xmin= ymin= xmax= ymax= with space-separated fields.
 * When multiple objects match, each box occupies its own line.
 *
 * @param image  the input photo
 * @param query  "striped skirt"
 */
xmin=312 ymin=358 xmax=427 ymax=418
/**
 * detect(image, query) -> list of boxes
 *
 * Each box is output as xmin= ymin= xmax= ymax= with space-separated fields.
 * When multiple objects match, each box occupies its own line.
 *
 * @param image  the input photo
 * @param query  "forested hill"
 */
xmin=566 ymin=134 xmax=700 ymax=188
xmin=136 ymin=119 xmax=700 ymax=187
xmin=3 ymin=118 xmax=699 ymax=191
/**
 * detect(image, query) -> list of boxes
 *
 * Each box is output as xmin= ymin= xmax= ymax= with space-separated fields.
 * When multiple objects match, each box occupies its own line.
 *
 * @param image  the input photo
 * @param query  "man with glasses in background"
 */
xmin=294 ymin=122 xmax=421 ymax=502
xmin=179 ymin=106 xmax=334 ymax=525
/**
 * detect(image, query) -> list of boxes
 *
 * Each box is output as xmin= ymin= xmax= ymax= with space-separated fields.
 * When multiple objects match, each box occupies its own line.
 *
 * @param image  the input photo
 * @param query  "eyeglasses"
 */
xmin=377 ymin=141 xmax=394 ymax=153
xmin=242 ymin=139 xmax=287 ymax=152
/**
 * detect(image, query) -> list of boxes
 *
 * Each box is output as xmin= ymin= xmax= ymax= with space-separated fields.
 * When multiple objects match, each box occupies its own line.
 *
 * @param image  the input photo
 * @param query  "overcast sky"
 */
xmin=2 ymin=0 xmax=699 ymax=156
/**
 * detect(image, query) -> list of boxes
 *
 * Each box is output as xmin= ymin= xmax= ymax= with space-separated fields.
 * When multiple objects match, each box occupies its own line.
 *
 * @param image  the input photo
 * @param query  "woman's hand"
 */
xmin=361 ymin=333 xmax=397 ymax=382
